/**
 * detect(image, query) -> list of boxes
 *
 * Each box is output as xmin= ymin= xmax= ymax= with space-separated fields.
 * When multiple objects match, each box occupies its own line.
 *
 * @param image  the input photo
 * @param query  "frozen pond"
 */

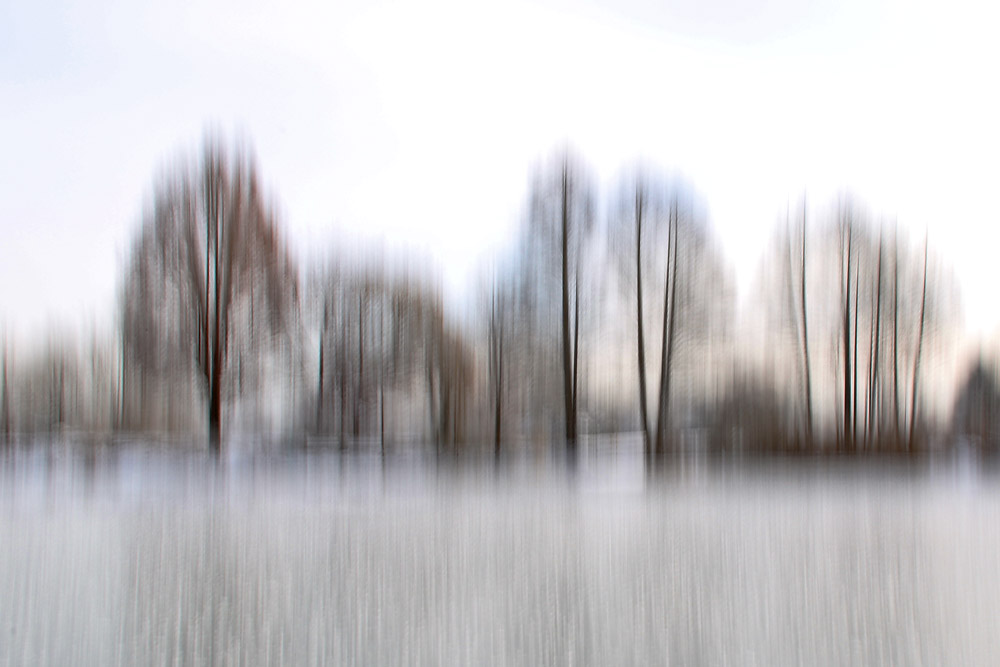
xmin=2 ymin=440 xmax=1000 ymax=665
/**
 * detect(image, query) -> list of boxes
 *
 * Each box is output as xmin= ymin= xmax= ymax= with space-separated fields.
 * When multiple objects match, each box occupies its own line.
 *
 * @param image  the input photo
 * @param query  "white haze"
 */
xmin=2 ymin=0 xmax=999 ymax=343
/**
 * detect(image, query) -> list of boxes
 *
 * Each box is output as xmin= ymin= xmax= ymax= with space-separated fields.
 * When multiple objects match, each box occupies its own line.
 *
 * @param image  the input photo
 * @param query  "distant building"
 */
xmin=951 ymin=358 xmax=1000 ymax=451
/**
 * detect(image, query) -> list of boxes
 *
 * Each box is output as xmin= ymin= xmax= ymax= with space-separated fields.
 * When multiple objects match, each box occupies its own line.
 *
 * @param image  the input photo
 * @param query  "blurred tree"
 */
xmin=777 ymin=203 xmax=957 ymax=452
xmin=522 ymin=152 xmax=595 ymax=450
xmin=610 ymin=173 xmax=733 ymax=455
xmin=309 ymin=256 xmax=471 ymax=451
xmin=609 ymin=174 xmax=657 ymax=455
xmin=121 ymin=136 xmax=297 ymax=450
xmin=653 ymin=195 xmax=732 ymax=454
xmin=751 ymin=207 xmax=810 ymax=451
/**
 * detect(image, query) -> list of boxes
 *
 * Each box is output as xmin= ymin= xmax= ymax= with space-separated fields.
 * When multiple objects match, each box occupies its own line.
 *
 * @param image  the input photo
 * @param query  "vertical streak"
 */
xmin=909 ymin=235 xmax=928 ymax=451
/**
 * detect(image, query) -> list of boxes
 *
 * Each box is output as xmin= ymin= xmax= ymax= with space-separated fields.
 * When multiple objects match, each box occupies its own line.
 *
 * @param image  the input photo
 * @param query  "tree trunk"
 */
xmin=209 ymin=258 xmax=222 ymax=453
xmin=494 ymin=326 xmax=503 ymax=458
xmin=117 ymin=335 xmax=125 ymax=430
xmin=892 ymin=227 xmax=900 ymax=447
xmin=909 ymin=237 xmax=928 ymax=451
xmin=440 ymin=348 xmax=452 ymax=447
xmin=380 ymin=297 xmax=386 ymax=455
xmin=655 ymin=200 xmax=679 ymax=456
xmin=572 ymin=263 xmax=580 ymax=441
xmin=653 ymin=205 xmax=673 ymax=456
xmin=852 ymin=261 xmax=859 ymax=449
xmin=205 ymin=158 xmax=222 ymax=454
xmin=634 ymin=187 xmax=652 ymax=455
xmin=355 ymin=292 xmax=363 ymax=439
xmin=869 ymin=233 xmax=884 ymax=447
xmin=209 ymin=368 xmax=222 ymax=451
xmin=799 ymin=204 xmax=813 ymax=447
xmin=783 ymin=215 xmax=802 ymax=449
xmin=427 ymin=338 xmax=438 ymax=449
xmin=339 ymin=301 xmax=348 ymax=450
xmin=55 ymin=358 xmax=64 ymax=432
xmin=491 ymin=286 xmax=504 ymax=457
xmin=316 ymin=304 xmax=326 ymax=436
xmin=663 ymin=204 xmax=680 ymax=448
xmin=842 ymin=220 xmax=852 ymax=452
xmin=560 ymin=162 xmax=576 ymax=448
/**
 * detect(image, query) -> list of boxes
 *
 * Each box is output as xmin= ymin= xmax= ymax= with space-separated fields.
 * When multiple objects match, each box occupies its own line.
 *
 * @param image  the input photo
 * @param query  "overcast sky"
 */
xmin=3 ymin=0 xmax=999 ymax=344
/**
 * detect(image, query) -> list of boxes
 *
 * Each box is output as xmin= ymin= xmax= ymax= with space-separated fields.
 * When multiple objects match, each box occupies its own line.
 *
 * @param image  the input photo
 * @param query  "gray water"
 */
xmin=2 ymin=440 xmax=999 ymax=665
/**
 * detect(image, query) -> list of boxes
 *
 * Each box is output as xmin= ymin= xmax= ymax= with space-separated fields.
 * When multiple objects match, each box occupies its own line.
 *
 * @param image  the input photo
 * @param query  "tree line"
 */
xmin=0 ymin=136 xmax=969 ymax=456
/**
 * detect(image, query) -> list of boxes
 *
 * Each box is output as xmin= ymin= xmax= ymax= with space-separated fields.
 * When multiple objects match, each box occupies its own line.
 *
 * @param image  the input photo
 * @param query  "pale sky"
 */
xmin=3 ymin=0 xmax=1000 ymax=344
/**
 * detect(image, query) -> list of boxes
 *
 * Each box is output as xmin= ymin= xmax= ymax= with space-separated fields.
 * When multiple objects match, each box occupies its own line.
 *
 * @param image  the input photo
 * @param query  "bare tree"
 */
xmin=121 ymin=136 xmax=298 ymax=450
xmin=309 ymin=254 xmax=471 ymax=452
xmin=841 ymin=210 xmax=854 ymax=452
xmin=787 ymin=203 xmax=955 ymax=452
xmin=608 ymin=172 xmax=733 ymax=454
xmin=609 ymin=173 xmax=659 ymax=455
xmin=519 ymin=152 xmax=595 ymax=450
xmin=488 ymin=274 xmax=507 ymax=456
xmin=774 ymin=202 xmax=814 ymax=448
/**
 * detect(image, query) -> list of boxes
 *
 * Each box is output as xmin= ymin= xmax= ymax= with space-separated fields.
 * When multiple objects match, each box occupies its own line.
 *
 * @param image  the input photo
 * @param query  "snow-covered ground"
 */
xmin=1 ymin=443 xmax=999 ymax=665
